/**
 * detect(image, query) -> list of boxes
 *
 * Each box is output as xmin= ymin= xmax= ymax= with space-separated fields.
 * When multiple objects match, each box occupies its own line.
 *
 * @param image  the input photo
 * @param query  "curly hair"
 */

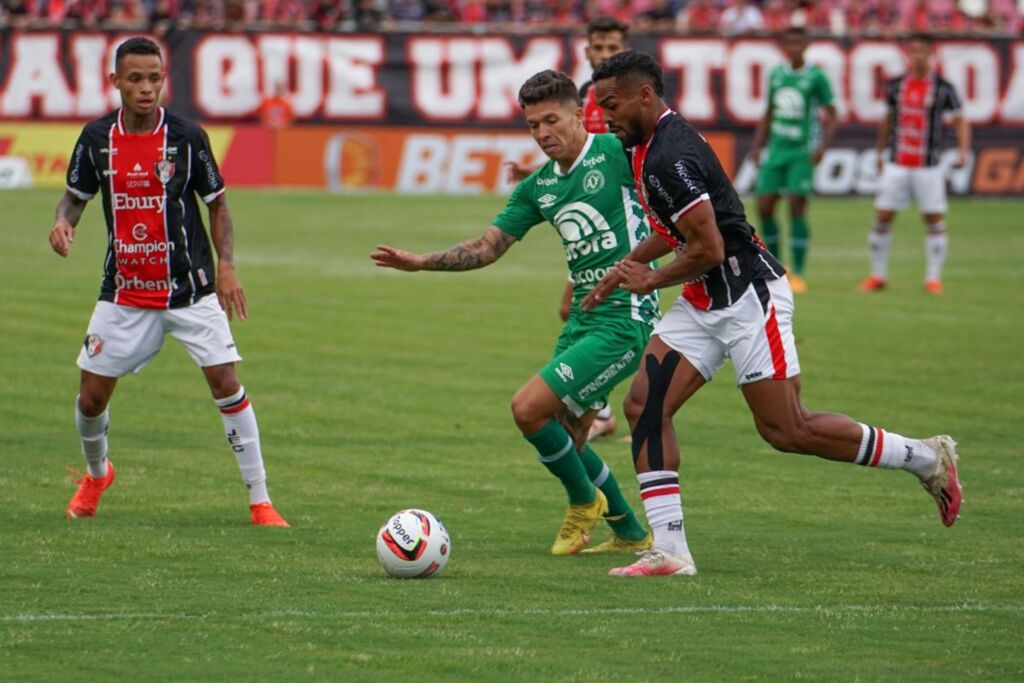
xmin=591 ymin=50 xmax=664 ymax=98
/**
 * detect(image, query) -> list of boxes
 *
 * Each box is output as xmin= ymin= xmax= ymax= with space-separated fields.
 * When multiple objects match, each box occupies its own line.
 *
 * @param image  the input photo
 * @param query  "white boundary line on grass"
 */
xmin=3 ymin=604 xmax=1022 ymax=623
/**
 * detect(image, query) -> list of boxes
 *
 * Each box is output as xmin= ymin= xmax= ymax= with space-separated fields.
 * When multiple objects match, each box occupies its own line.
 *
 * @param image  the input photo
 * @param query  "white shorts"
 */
xmin=874 ymin=162 xmax=947 ymax=214
xmin=76 ymin=294 xmax=243 ymax=377
xmin=653 ymin=277 xmax=800 ymax=385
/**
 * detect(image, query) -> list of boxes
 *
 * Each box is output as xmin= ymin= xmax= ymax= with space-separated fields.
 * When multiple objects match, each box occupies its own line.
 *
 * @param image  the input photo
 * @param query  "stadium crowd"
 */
xmin=0 ymin=0 xmax=1020 ymax=34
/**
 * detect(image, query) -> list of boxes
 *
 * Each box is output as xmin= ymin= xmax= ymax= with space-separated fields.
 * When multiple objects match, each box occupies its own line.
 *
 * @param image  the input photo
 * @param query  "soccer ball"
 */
xmin=376 ymin=509 xmax=450 ymax=579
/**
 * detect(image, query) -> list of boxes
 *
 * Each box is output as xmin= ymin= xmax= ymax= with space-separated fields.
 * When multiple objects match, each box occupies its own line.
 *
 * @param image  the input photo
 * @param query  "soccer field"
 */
xmin=2 ymin=189 xmax=1022 ymax=681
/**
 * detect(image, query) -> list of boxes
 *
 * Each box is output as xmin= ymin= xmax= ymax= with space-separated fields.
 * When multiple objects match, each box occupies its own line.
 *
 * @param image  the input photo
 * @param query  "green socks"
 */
xmin=761 ymin=216 xmax=780 ymax=258
xmin=579 ymin=445 xmax=648 ymax=541
xmin=526 ymin=420 xmax=595 ymax=505
xmin=791 ymin=215 xmax=810 ymax=275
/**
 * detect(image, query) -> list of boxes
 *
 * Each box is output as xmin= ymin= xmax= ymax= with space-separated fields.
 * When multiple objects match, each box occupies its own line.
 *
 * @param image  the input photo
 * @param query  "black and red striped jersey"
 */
xmin=885 ymin=72 xmax=962 ymax=168
xmin=578 ymin=81 xmax=608 ymax=134
xmin=631 ymin=110 xmax=783 ymax=311
xmin=65 ymin=107 xmax=225 ymax=309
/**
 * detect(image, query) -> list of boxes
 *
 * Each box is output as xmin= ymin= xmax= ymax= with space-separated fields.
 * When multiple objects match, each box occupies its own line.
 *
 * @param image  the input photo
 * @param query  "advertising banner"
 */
xmin=1 ymin=30 xmax=1020 ymax=194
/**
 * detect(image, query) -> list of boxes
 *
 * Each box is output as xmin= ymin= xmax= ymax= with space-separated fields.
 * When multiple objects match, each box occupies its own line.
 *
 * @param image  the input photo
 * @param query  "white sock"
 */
xmin=215 ymin=386 xmax=270 ymax=505
xmin=925 ymin=222 xmax=948 ymax=283
xmin=854 ymin=423 xmax=937 ymax=477
xmin=637 ymin=470 xmax=689 ymax=556
xmin=75 ymin=398 xmax=109 ymax=478
xmin=596 ymin=405 xmax=613 ymax=421
xmin=869 ymin=224 xmax=892 ymax=280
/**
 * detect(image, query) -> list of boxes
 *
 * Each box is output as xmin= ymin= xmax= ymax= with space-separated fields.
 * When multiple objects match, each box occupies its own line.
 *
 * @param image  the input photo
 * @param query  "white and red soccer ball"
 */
xmin=376 ymin=509 xmax=450 ymax=578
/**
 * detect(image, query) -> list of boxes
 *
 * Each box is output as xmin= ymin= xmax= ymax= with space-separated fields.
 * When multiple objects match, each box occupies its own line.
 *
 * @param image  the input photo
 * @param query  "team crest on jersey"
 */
xmin=583 ymin=170 xmax=605 ymax=194
xmin=83 ymin=334 xmax=104 ymax=357
xmin=154 ymin=159 xmax=175 ymax=185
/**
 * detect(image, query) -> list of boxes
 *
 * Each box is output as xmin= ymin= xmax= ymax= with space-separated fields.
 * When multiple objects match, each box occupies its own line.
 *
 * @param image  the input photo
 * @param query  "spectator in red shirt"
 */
xmin=679 ymin=0 xmax=720 ymax=34
xmin=259 ymin=86 xmax=295 ymax=129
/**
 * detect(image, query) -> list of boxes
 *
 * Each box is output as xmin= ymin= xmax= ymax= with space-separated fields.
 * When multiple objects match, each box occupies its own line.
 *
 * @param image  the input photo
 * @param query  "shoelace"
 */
xmin=557 ymin=506 xmax=595 ymax=539
xmin=66 ymin=466 xmax=89 ymax=486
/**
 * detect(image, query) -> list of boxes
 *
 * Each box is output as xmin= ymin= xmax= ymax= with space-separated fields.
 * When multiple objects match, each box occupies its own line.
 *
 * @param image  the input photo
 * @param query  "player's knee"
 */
xmin=622 ymin=391 xmax=645 ymax=427
xmin=77 ymin=392 xmax=108 ymax=417
xmin=509 ymin=394 xmax=542 ymax=432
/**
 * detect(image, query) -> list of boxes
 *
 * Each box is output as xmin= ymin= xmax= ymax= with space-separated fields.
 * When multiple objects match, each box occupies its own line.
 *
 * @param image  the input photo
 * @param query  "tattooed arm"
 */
xmin=208 ymin=194 xmax=247 ymax=321
xmin=371 ymin=227 xmax=517 ymax=272
xmin=49 ymin=191 xmax=89 ymax=257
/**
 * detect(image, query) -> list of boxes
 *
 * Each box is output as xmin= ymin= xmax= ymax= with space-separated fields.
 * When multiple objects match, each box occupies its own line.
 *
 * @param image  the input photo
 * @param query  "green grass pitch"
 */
xmin=1 ymin=189 xmax=1022 ymax=681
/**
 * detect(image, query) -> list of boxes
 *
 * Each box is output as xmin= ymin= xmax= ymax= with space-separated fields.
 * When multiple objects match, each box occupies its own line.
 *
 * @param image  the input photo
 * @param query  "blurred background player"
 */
xmin=749 ymin=26 xmax=837 ymax=294
xmin=50 ymin=38 xmax=287 ymax=527
xmin=586 ymin=51 xmax=961 ymax=578
xmin=861 ymin=33 xmax=971 ymax=295
xmin=510 ymin=15 xmax=631 ymax=441
xmin=373 ymin=70 xmax=659 ymax=556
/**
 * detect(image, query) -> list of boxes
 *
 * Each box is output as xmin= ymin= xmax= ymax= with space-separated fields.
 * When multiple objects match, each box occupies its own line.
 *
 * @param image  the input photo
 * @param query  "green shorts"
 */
xmin=539 ymin=313 xmax=652 ymax=417
xmin=756 ymin=149 xmax=814 ymax=197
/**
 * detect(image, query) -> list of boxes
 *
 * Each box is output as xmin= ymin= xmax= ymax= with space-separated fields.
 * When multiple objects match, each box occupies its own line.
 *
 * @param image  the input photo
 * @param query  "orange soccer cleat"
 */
xmin=859 ymin=275 xmax=887 ymax=292
xmin=925 ymin=280 xmax=944 ymax=295
xmin=66 ymin=461 xmax=116 ymax=519
xmin=250 ymin=502 xmax=290 ymax=527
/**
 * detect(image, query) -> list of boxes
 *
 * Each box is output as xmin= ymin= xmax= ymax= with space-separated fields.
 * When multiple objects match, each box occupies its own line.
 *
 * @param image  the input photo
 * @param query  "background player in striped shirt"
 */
xmin=508 ymin=15 xmax=631 ymax=441
xmin=49 ymin=38 xmax=287 ymax=527
xmin=750 ymin=26 xmax=838 ymax=295
xmin=861 ymin=33 xmax=971 ymax=295
xmin=586 ymin=51 xmax=962 ymax=577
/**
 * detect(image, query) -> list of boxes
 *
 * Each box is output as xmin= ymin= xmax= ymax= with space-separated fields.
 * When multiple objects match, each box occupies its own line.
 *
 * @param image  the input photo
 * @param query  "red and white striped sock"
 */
xmin=216 ymin=386 xmax=270 ymax=505
xmin=638 ymin=470 xmax=689 ymax=556
xmin=855 ymin=424 xmax=937 ymax=477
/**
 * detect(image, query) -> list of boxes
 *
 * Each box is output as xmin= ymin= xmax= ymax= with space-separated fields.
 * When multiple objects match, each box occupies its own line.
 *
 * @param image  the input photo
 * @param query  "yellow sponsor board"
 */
xmin=0 ymin=122 xmax=234 ymax=190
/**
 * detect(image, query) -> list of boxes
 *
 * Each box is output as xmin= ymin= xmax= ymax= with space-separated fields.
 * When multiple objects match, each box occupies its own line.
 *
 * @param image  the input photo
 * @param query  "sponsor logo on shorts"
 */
xmin=668 ymin=520 xmax=683 ymax=531
xmin=83 ymin=334 xmax=103 ymax=357
xmin=578 ymin=349 xmax=637 ymax=400
xmin=555 ymin=362 xmax=575 ymax=382
xmin=744 ymin=371 xmax=764 ymax=381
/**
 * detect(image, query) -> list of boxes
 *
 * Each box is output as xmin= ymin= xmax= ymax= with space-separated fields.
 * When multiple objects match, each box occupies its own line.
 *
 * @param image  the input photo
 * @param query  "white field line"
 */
xmin=2 ymin=604 xmax=1022 ymax=623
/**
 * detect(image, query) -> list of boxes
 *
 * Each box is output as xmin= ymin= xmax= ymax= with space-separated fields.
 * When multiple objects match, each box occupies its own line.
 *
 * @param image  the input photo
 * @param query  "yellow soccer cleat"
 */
xmin=581 ymin=531 xmax=653 ymax=554
xmin=787 ymin=273 xmax=808 ymax=294
xmin=551 ymin=489 xmax=608 ymax=555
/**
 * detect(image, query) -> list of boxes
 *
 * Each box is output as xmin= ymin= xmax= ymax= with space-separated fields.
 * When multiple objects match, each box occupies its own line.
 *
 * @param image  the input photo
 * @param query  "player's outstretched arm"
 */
xmin=49 ymin=191 xmax=88 ymax=257
xmin=372 ymin=227 xmax=517 ymax=273
xmin=580 ymin=233 xmax=672 ymax=310
xmin=209 ymin=194 xmax=247 ymax=322
xmin=616 ymin=202 xmax=724 ymax=294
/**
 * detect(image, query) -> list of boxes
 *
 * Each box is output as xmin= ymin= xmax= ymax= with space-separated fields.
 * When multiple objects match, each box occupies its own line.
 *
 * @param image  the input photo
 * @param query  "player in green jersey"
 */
xmin=750 ymin=26 xmax=837 ymax=294
xmin=371 ymin=71 xmax=658 ymax=556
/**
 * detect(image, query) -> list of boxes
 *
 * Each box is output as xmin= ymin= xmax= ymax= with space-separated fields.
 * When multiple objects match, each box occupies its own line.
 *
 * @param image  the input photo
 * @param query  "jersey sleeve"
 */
xmin=65 ymin=130 xmax=99 ymax=201
xmin=646 ymin=145 xmax=710 ymax=225
xmin=940 ymin=79 xmax=963 ymax=115
xmin=815 ymin=68 xmax=835 ymax=107
xmin=190 ymin=126 xmax=226 ymax=203
xmin=492 ymin=179 xmax=543 ymax=239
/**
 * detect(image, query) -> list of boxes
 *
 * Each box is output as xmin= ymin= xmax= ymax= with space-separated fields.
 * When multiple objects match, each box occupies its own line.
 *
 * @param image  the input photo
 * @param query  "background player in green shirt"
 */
xmin=750 ymin=26 xmax=837 ymax=294
xmin=372 ymin=70 xmax=658 ymax=556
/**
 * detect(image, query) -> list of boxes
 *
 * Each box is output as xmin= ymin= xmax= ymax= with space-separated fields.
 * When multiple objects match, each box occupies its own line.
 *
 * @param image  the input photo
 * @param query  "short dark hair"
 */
xmin=907 ymin=31 xmax=934 ymax=44
xmin=591 ymin=50 xmax=665 ymax=98
xmin=518 ymin=70 xmax=581 ymax=109
xmin=115 ymin=37 xmax=162 ymax=67
xmin=587 ymin=16 xmax=629 ymax=41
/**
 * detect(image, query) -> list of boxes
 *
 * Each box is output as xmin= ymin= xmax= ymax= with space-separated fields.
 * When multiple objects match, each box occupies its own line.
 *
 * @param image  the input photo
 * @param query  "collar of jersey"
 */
xmin=552 ymin=133 xmax=595 ymax=176
xmin=116 ymin=106 xmax=166 ymax=136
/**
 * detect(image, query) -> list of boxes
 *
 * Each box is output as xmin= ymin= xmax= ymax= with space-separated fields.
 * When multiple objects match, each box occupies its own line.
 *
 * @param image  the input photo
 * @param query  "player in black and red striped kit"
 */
xmin=584 ymin=51 xmax=962 ymax=577
xmin=49 ymin=37 xmax=287 ymax=526
xmin=861 ymin=33 xmax=971 ymax=295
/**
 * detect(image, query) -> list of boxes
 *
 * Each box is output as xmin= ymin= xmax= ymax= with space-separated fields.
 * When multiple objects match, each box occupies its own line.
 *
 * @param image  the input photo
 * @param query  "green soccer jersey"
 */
xmin=766 ymin=63 xmax=835 ymax=153
xmin=493 ymin=133 xmax=659 ymax=325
